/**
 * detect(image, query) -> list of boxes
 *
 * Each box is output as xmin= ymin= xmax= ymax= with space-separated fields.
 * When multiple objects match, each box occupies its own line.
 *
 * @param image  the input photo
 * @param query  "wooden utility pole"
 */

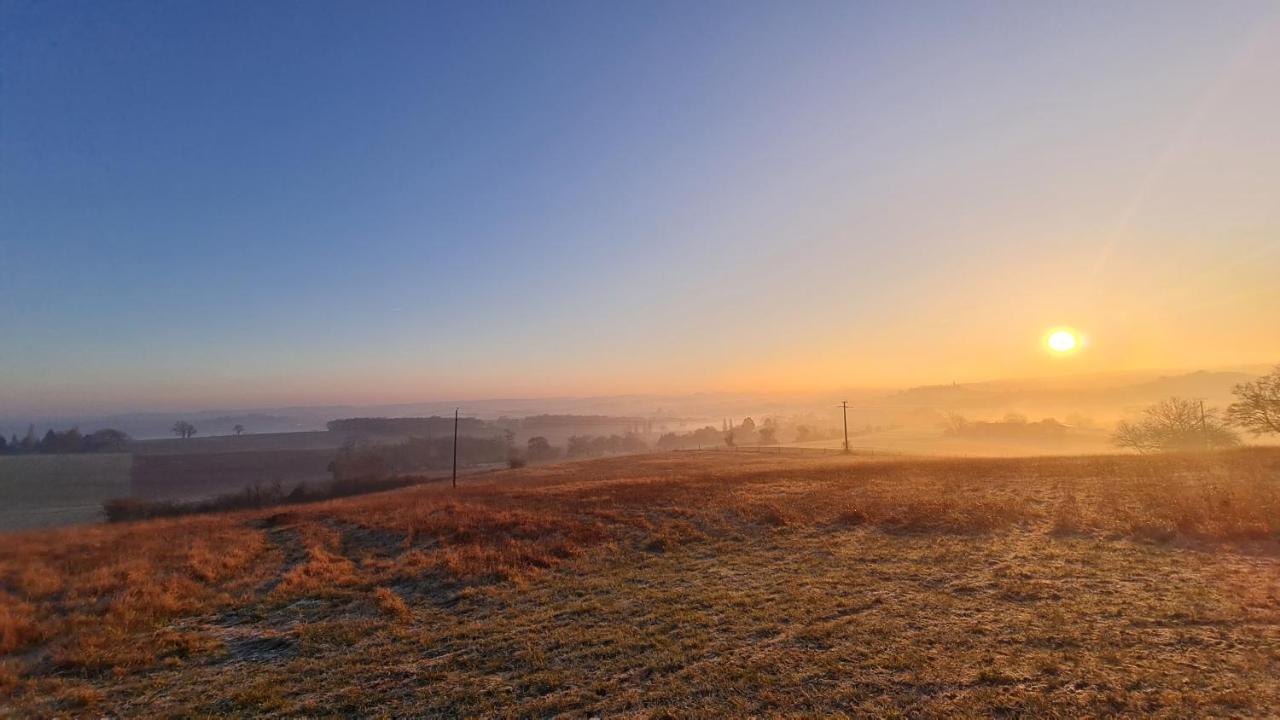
xmin=1199 ymin=399 xmax=1208 ymax=448
xmin=841 ymin=401 xmax=850 ymax=454
xmin=452 ymin=408 xmax=459 ymax=489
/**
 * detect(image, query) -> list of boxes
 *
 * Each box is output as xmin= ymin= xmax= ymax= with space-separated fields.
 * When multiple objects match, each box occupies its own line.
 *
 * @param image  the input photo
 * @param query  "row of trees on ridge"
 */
xmin=0 ymin=426 xmax=130 ymax=454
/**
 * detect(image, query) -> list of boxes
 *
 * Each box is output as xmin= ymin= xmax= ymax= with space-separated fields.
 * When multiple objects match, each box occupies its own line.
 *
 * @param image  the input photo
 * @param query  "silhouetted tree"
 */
xmin=56 ymin=428 xmax=83 ymax=453
xmin=20 ymin=425 xmax=37 ymax=453
xmin=172 ymin=421 xmax=197 ymax=439
xmin=85 ymin=428 xmax=130 ymax=452
xmin=1226 ymin=364 xmax=1280 ymax=436
xmin=0 ymin=433 xmax=7 ymax=453
xmin=758 ymin=426 xmax=777 ymax=444
xmin=1112 ymin=397 xmax=1239 ymax=453
xmin=526 ymin=436 xmax=558 ymax=461
xmin=37 ymin=428 xmax=86 ymax=453
xmin=233 ymin=424 xmax=246 ymax=436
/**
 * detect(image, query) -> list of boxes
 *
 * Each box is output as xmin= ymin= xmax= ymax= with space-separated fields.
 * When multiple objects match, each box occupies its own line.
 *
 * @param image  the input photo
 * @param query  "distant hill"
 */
xmin=891 ymin=369 xmax=1260 ymax=419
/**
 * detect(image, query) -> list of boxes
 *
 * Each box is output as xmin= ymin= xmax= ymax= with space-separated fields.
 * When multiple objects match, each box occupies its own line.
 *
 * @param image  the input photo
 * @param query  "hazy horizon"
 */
xmin=4 ymin=1 xmax=1279 ymax=415
xmin=3 ymin=362 xmax=1272 ymax=428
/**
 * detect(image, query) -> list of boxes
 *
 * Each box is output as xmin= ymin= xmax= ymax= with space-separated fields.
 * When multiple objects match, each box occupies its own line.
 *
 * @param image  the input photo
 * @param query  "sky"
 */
xmin=2 ymin=0 xmax=1279 ymax=415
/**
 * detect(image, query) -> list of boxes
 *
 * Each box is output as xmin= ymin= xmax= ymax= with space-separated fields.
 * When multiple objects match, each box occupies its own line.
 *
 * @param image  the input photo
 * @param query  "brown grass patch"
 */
xmin=1 ymin=448 xmax=1278 ymax=715
xmin=0 ymin=594 xmax=43 ymax=655
xmin=372 ymin=587 xmax=411 ymax=620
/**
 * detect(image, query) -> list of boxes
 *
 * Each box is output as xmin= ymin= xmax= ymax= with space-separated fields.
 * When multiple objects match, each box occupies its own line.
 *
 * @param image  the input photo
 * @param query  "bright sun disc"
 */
xmin=1047 ymin=330 xmax=1078 ymax=353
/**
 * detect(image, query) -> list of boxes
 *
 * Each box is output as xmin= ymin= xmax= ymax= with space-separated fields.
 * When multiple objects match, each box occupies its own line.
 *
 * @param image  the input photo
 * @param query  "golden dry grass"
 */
xmin=1 ymin=448 xmax=1278 ymax=717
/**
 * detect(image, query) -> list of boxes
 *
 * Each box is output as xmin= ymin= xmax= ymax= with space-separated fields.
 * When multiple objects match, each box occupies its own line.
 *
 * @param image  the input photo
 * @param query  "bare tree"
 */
xmin=233 ymin=424 xmax=246 ymax=436
xmin=941 ymin=413 xmax=968 ymax=435
xmin=171 ymin=421 xmax=197 ymax=439
xmin=1111 ymin=397 xmax=1238 ymax=453
xmin=1226 ymin=364 xmax=1280 ymax=436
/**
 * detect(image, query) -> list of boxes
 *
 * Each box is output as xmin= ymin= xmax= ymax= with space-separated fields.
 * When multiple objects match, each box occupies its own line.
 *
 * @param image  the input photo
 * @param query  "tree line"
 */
xmin=565 ymin=433 xmax=648 ymax=457
xmin=1112 ymin=364 xmax=1280 ymax=452
xmin=327 ymin=430 xmax=658 ymax=481
xmin=653 ymin=417 xmax=831 ymax=450
xmin=328 ymin=434 xmax=512 ymax=480
xmin=326 ymin=416 xmax=490 ymax=436
xmin=943 ymin=414 xmax=1069 ymax=439
xmin=0 ymin=426 xmax=130 ymax=455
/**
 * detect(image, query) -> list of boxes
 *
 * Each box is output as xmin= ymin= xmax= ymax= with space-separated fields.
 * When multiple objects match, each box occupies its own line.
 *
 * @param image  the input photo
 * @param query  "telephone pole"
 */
xmin=452 ymin=408 xmax=459 ymax=489
xmin=1199 ymin=399 xmax=1208 ymax=449
xmin=841 ymin=401 xmax=850 ymax=454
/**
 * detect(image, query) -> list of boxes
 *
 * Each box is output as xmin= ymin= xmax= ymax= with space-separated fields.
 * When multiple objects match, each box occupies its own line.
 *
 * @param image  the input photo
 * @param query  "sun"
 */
xmin=1046 ymin=329 xmax=1079 ymax=353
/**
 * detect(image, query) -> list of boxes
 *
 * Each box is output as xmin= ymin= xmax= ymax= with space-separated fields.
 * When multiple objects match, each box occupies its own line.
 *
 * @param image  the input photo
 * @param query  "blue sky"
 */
xmin=2 ymin=0 xmax=1278 ymax=414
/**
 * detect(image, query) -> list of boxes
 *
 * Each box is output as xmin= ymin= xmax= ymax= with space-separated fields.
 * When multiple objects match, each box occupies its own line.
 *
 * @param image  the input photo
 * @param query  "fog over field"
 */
xmin=3 ymin=365 xmax=1275 ymax=533
xmin=4 ymin=365 xmax=1268 ymax=441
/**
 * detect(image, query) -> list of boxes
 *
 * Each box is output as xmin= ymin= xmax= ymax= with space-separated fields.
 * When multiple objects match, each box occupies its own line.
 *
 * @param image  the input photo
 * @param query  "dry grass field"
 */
xmin=2 ymin=449 xmax=1278 ymax=717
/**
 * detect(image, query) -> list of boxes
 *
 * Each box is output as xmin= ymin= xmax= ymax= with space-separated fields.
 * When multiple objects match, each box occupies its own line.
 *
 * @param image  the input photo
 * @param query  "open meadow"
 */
xmin=2 ymin=449 xmax=1279 ymax=717
xmin=0 ymin=454 xmax=133 ymax=531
